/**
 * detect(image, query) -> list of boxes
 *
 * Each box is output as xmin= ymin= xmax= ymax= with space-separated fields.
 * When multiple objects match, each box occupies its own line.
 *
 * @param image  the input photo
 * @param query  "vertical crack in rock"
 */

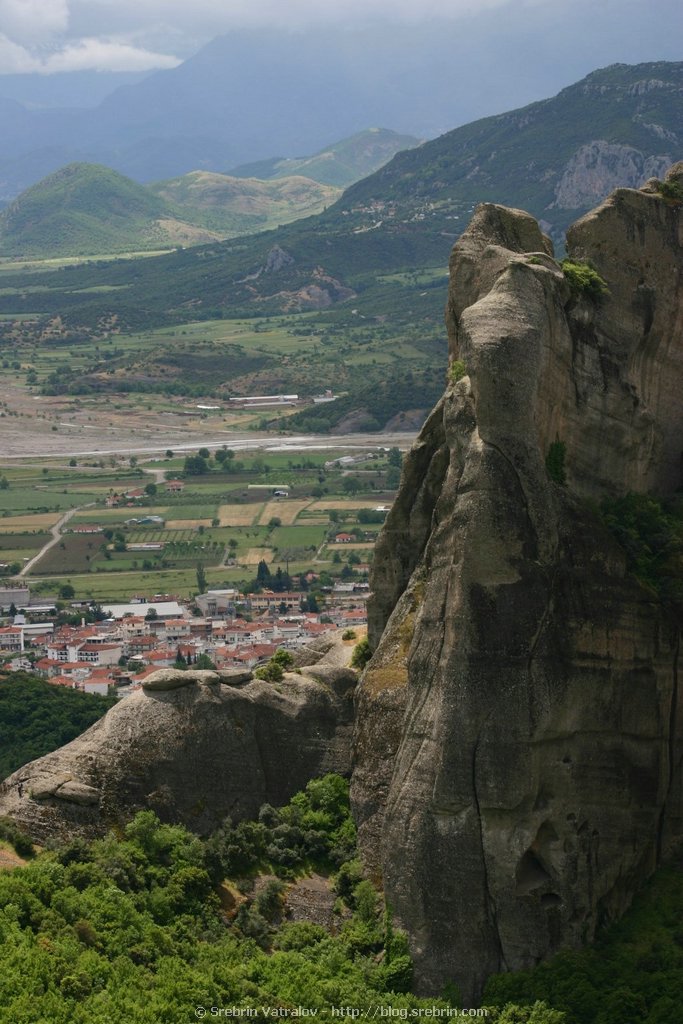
xmin=472 ymin=716 xmax=508 ymax=973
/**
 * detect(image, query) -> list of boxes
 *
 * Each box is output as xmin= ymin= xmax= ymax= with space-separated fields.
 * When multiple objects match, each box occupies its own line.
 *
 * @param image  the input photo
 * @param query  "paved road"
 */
xmin=1 ymin=431 xmax=418 ymax=461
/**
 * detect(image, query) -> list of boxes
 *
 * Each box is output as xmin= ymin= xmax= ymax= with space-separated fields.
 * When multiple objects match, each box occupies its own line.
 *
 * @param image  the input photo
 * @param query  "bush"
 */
xmin=656 ymin=179 xmax=683 ymax=202
xmin=560 ymin=259 xmax=608 ymax=301
xmin=254 ymin=661 xmax=284 ymax=683
xmin=351 ymin=638 xmax=371 ymax=670
xmin=448 ymin=359 xmax=467 ymax=384
xmin=0 ymin=817 xmax=34 ymax=857
xmin=600 ymin=492 xmax=683 ymax=606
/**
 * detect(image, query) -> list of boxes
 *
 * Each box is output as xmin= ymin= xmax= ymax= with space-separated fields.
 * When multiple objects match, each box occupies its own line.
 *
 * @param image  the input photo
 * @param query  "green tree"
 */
xmin=196 ymin=562 xmax=207 ymax=594
xmin=184 ymin=455 xmax=208 ymax=475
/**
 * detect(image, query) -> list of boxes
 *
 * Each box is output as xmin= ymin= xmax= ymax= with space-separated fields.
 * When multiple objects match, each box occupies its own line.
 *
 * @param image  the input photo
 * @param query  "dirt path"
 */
xmin=18 ymin=504 xmax=93 ymax=577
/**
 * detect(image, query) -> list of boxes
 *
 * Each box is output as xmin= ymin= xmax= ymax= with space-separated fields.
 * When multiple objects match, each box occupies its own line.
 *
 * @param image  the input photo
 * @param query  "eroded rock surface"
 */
xmin=0 ymin=639 xmax=356 ymax=844
xmin=353 ymin=172 xmax=683 ymax=1001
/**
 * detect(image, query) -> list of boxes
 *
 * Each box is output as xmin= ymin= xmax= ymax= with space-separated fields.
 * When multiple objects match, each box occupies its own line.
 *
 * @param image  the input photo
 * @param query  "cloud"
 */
xmin=0 ymin=0 xmax=69 ymax=43
xmin=0 ymin=31 xmax=180 ymax=73
xmin=39 ymin=38 xmax=180 ymax=72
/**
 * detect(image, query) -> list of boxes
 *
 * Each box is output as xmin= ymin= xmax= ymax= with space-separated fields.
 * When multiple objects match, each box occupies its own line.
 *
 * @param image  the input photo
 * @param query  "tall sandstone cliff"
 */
xmin=353 ymin=165 xmax=683 ymax=1002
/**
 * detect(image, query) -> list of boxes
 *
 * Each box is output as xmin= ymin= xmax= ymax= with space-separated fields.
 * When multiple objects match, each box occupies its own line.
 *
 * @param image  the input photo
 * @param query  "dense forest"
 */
xmin=0 ymin=773 xmax=681 ymax=1022
xmin=0 ymin=672 xmax=115 ymax=780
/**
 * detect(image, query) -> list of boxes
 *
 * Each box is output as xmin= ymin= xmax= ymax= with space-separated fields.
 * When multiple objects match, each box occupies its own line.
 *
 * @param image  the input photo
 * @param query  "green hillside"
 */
xmin=229 ymin=128 xmax=422 ymax=187
xmin=0 ymin=130 xmax=418 ymax=258
xmin=0 ymin=163 xmax=224 ymax=257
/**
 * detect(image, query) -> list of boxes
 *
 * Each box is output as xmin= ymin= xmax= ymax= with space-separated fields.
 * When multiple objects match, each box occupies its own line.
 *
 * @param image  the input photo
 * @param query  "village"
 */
xmin=0 ymin=578 xmax=369 ymax=696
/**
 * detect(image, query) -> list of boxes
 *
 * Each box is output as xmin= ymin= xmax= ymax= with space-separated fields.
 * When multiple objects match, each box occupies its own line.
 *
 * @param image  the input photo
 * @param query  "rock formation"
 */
xmin=353 ymin=165 xmax=683 ymax=1001
xmin=0 ymin=636 xmax=356 ymax=845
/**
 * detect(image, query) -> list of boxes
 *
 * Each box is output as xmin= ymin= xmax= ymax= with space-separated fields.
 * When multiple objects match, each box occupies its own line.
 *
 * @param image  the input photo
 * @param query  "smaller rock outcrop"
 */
xmin=0 ymin=637 xmax=356 ymax=845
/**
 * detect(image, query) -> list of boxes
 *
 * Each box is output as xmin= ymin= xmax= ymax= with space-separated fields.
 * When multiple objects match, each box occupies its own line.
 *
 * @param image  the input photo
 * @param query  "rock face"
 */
xmin=0 ymin=640 xmax=356 ymax=845
xmin=552 ymin=141 xmax=671 ymax=209
xmin=353 ymin=170 xmax=683 ymax=1001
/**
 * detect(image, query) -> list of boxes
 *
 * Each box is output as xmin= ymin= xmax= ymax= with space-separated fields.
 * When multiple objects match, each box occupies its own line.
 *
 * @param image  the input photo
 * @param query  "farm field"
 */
xmin=1 ymin=444 xmax=402 ymax=599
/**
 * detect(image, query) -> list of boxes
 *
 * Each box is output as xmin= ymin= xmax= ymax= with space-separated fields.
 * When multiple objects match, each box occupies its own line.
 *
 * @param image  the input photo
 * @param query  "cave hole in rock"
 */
xmin=515 ymin=849 xmax=552 ymax=895
xmin=541 ymin=892 xmax=562 ymax=908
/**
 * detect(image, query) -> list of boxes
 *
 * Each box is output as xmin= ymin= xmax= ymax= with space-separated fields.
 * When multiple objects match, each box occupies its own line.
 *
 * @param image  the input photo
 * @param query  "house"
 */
xmin=165 ymin=480 xmax=185 ymax=493
xmin=0 ymin=626 xmax=24 ymax=653
xmin=195 ymin=589 xmax=239 ymax=617
xmin=334 ymin=533 xmax=354 ymax=544
xmin=76 ymin=642 xmax=123 ymax=666
xmin=247 ymin=591 xmax=305 ymax=613
xmin=162 ymin=619 xmax=193 ymax=643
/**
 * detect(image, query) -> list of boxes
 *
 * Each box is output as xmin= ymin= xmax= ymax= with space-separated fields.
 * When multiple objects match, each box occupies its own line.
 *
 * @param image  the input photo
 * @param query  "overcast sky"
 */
xmin=0 ymin=0 xmax=680 ymax=77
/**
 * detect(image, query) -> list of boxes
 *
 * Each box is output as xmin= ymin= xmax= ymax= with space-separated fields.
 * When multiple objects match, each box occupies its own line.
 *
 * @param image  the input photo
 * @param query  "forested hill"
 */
xmin=0 ymin=672 xmax=115 ymax=779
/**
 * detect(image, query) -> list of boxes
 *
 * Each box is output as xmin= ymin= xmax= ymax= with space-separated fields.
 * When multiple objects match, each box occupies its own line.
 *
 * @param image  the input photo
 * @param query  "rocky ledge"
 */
xmin=0 ymin=635 xmax=356 ymax=844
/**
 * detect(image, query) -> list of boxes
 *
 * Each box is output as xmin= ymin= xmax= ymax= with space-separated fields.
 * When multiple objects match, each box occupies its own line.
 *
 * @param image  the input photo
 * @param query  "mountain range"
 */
xmin=0 ymin=61 xmax=680 ymax=434
xmin=0 ymin=20 xmax=655 ymax=200
xmin=2 ymin=61 xmax=676 ymax=301
xmin=0 ymin=131 xmax=418 ymax=257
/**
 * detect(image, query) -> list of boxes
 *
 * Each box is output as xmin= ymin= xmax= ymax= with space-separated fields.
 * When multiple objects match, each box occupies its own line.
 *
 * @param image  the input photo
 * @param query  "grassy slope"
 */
xmin=0 ymin=164 xmax=178 ymax=256
xmin=149 ymin=171 xmax=340 ymax=233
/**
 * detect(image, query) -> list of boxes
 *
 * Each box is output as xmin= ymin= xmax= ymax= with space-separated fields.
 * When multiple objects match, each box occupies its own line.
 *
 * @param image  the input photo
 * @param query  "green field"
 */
xmin=1 ymin=447 xmax=400 ymax=597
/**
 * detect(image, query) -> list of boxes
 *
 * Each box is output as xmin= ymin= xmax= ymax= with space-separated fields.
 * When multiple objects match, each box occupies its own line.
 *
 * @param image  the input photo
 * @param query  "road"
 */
xmin=2 ymin=432 xmax=417 ymax=460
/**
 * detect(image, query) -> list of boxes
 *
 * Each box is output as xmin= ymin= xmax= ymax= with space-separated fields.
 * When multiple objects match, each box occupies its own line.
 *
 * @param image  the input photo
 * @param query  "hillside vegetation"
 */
xmin=0 ymin=769 xmax=681 ymax=1022
xmin=0 ymin=129 xmax=417 ymax=259
xmin=0 ymin=672 xmax=115 ymax=779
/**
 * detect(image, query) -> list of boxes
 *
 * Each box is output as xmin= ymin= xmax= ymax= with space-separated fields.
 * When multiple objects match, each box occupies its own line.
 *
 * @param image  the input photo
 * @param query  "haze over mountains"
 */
xmin=3 ymin=61 xmax=677 ymax=304
xmin=0 ymin=61 xmax=679 ymax=436
xmin=0 ymin=18 xmax=678 ymax=202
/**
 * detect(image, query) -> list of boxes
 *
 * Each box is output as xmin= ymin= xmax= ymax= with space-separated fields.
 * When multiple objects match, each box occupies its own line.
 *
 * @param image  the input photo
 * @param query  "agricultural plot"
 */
xmin=310 ymin=499 xmax=392 ymax=511
xmin=328 ymin=541 xmax=375 ymax=550
xmin=242 ymin=547 xmax=274 ymax=565
xmin=258 ymin=499 xmax=312 ymax=526
xmin=0 ymin=487 xmax=100 ymax=513
xmin=270 ymin=524 xmax=327 ymax=549
xmin=218 ymin=504 xmax=262 ymax=526
xmin=29 ymin=533 xmax=106 ymax=574
xmin=0 ymin=513 xmax=61 ymax=531
xmin=165 ymin=519 xmax=214 ymax=529
xmin=0 ymin=531 xmax=51 ymax=559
